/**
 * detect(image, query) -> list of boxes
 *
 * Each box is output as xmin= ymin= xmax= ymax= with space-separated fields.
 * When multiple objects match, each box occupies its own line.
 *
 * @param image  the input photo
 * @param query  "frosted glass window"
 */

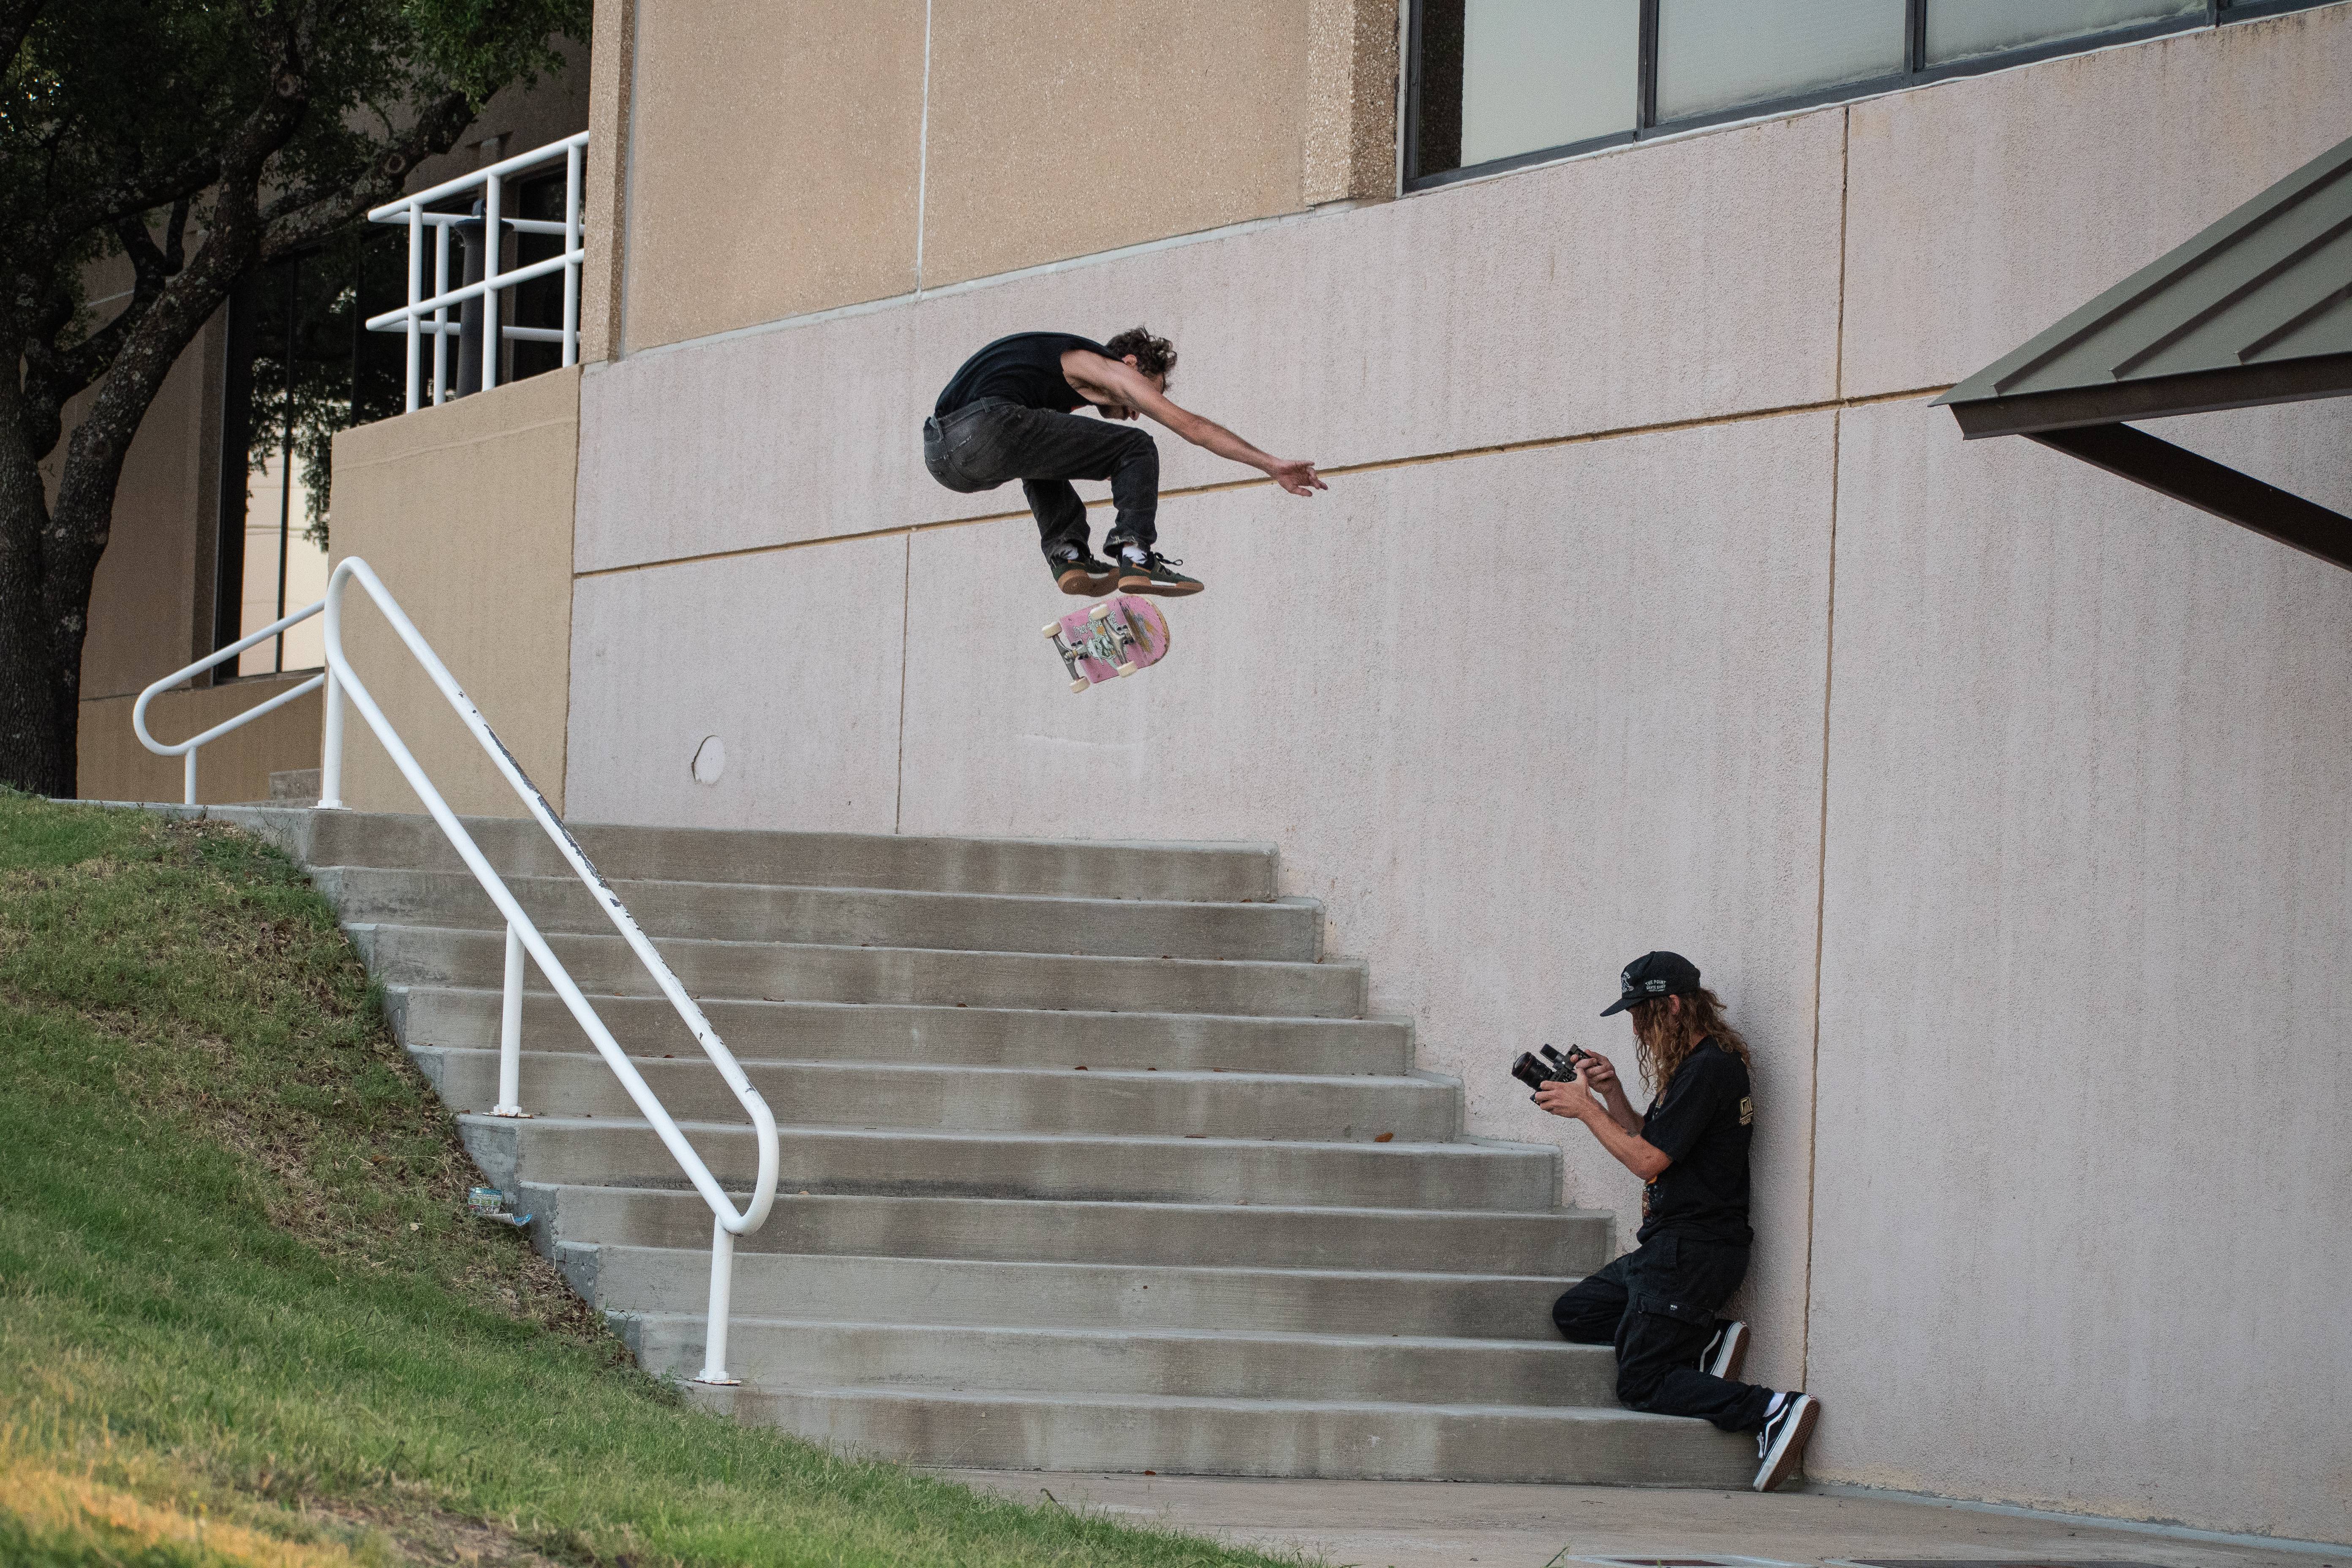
xmin=1459 ymin=0 xmax=1640 ymax=167
xmin=1657 ymin=0 xmax=1907 ymax=122
xmin=1927 ymin=0 xmax=2205 ymax=65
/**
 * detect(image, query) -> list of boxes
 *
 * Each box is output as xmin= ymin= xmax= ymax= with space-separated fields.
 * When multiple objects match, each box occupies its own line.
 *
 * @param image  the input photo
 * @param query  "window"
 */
xmin=212 ymin=172 xmax=570 ymax=672
xmin=1407 ymin=0 xmax=2344 ymax=187
xmin=215 ymin=240 xmax=404 ymax=674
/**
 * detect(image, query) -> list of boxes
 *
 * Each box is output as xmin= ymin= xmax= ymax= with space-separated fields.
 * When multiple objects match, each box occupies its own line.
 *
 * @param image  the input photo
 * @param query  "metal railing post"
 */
xmin=495 ymin=920 xmax=527 ymax=1116
xmin=183 ymin=751 xmax=197 ymax=807
xmin=562 ymin=142 xmax=582 ymax=368
xmin=432 ymin=223 xmax=451 ymax=405
xmin=701 ymin=1219 xmax=740 ymax=1385
xmin=318 ymin=665 xmax=346 ymax=810
xmin=405 ymin=207 xmax=422 ymax=413
xmin=482 ymin=172 xmax=502 ymax=392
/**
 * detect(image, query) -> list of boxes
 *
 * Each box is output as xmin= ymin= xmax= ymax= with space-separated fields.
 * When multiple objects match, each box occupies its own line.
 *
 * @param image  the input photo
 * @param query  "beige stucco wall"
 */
xmin=918 ymin=0 xmax=1314 ymax=287
xmin=559 ymin=7 xmax=2352 ymax=1542
xmin=621 ymin=1 xmax=926 ymax=350
xmin=79 ymin=676 xmax=322 ymax=806
xmin=327 ymin=366 xmax=580 ymax=818
xmin=599 ymin=0 xmax=1402 ymax=352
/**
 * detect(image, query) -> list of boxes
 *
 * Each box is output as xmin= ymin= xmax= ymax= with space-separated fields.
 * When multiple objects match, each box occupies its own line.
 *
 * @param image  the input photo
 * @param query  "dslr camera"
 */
xmin=1510 ymin=1043 xmax=1593 ymax=1098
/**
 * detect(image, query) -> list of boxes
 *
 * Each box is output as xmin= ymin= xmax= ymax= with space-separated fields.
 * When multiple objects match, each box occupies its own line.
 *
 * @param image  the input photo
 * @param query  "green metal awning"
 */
xmin=1936 ymin=132 xmax=2352 ymax=570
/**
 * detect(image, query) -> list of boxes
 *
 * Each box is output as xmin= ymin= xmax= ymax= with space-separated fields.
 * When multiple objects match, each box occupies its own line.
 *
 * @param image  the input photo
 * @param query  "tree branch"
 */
xmin=0 ymin=0 xmax=50 ymax=76
xmin=260 ymin=89 xmax=476 ymax=255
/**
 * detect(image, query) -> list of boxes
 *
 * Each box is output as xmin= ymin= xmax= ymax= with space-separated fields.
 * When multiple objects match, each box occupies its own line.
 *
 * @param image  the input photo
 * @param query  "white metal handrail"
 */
xmin=132 ymin=601 xmax=328 ymax=805
xmin=365 ymin=130 xmax=587 ymax=412
xmin=315 ymin=556 xmax=778 ymax=1383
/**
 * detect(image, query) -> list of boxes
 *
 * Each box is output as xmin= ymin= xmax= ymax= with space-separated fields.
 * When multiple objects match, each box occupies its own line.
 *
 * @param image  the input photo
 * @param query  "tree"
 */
xmin=0 ymin=0 xmax=587 ymax=796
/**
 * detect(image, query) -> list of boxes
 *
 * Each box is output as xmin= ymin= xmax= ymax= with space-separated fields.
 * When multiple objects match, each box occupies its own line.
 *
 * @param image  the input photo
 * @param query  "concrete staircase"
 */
xmin=258 ymin=807 xmax=1753 ymax=1485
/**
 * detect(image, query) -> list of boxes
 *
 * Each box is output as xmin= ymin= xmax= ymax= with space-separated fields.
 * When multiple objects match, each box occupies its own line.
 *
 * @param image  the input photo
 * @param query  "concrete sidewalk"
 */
xmin=941 ymin=1470 xmax=2343 ymax=1568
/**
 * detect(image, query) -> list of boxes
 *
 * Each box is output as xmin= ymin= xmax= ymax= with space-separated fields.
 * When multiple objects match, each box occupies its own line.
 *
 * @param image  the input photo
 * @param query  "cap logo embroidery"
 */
xmin=1645 ymin=978 xmax=1666 ymax=993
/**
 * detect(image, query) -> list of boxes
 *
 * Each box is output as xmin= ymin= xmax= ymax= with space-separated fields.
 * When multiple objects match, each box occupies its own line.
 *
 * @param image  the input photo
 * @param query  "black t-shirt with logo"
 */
xmin=1636 ymin=1038 xmax=1754 ymax=1247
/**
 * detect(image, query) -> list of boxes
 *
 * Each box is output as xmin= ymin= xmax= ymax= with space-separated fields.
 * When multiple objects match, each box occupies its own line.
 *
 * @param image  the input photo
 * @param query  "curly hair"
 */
xmin=1102 ymin=326 xmax=1178 ymax=382
xmin=1627 ymin=985 xmax=1751 ymax=1098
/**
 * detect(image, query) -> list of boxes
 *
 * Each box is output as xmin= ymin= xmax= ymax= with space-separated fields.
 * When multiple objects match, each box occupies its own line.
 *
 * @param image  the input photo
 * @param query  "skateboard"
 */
xmin=1043 ymin=596 xmax=1172 ymax=693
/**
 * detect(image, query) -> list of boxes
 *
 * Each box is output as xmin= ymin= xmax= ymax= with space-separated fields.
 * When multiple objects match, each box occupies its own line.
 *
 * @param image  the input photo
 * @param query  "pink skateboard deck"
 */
xmin=1043 ymin=596 xmax=1172 ymax=692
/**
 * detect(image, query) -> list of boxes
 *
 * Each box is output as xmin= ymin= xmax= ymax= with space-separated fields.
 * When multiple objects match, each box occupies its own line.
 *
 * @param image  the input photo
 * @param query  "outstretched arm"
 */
xmin=1068 ymin=351 xmax=1327 ymax=496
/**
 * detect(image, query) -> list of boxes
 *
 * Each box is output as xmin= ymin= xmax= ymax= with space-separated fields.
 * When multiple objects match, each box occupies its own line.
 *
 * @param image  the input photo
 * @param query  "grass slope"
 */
xmin=0 ymin=794 xmax=1298 ymax=1568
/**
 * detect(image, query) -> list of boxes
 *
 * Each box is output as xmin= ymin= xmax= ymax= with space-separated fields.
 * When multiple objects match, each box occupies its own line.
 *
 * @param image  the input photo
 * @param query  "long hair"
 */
xmin=1627 ymin=985 xmax=1750 ymax=1097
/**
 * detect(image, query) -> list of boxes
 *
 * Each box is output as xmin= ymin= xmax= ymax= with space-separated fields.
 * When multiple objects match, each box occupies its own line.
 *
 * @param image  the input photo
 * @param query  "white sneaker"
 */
xmin=1752 ymin=1391 xmax=1820 ymax=1492
xmin=1700 ymin=1320 xmax=1749 ymax=1381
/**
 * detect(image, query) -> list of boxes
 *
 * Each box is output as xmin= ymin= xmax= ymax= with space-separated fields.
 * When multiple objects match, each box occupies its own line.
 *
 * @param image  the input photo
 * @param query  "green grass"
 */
xmin=0 ymin=792 xmax=1300 ymax=1568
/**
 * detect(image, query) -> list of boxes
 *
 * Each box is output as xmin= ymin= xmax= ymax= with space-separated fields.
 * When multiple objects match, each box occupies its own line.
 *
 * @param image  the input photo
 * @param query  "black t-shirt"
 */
xmin=934 ymin=332 xmax=1111 ymax=416
xmin=1636 ymin=1039 xmax=1754 ymax=1246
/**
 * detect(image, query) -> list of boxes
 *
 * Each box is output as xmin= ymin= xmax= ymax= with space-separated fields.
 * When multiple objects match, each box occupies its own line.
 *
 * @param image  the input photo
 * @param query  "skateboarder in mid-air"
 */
xmin=923 ymin=328 xmax=1325 ymax=597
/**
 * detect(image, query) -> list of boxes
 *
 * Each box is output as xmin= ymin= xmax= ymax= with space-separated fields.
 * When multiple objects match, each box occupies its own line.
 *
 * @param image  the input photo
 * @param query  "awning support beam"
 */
xmin=2025 ymin=422 xmax=2352 ymax=573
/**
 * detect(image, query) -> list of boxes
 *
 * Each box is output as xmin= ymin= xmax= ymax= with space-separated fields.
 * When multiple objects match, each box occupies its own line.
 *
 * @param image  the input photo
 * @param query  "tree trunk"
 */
xmin=0 ymin=55 xmax=310 ymax=799
xmin=0 ymin=336 xmax=73 ymax=796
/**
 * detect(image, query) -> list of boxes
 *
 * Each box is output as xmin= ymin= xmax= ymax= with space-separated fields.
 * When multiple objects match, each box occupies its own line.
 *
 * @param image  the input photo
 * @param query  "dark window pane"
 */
xmin=1462 ymin=0 xmax=1639 ymax=168
xmin=1926 ymin=0 xmax=2203 ymax=65
xmin=1657 ymin=0 xmax=1906 ymax=122
xmin=1413 ymin=0 xmax=1638 ymax=179
xmin=1412 ymin=0 xmax=1465 ymax=179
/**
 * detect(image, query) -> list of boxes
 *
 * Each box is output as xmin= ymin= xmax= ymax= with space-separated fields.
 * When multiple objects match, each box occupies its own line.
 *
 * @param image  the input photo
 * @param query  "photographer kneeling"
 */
xmin=1535 ymin=951 xmax=1821 ymax=1493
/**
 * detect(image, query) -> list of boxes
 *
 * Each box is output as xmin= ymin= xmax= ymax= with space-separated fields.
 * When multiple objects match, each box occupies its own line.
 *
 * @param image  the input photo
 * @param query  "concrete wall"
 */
xmin=327 ymin=367 xmax=581 ymax=818
xmin=560 ymin=5 xmax=2352 ymax=1542
xmin=596 ymin=0 xmax=1403 ymax=353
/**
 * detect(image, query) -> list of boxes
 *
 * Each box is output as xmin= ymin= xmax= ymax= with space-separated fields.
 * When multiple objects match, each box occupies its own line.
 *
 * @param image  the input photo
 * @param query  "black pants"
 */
xmin=922 ymin=397 xmax=1160 ymax=560
xmin=1552 ymin=1231 xmax=1774 ymax=1432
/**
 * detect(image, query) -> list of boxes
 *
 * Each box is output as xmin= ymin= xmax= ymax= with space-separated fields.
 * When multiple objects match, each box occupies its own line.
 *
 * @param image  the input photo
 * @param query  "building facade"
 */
xmin=86 ymin=0 xmax=2352 ymax=1544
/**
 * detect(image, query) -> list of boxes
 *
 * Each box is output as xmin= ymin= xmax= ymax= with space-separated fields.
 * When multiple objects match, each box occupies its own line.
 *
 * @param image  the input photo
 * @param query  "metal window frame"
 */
xmin=1404 ymin=0 xmax=2346 ymax=192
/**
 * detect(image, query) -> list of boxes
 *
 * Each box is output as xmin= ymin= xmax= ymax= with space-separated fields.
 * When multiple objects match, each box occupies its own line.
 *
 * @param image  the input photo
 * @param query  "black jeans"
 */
xmin=922 ymin=397 xmax=1160 ymax=560
xmin=1552 ymin=1230 xmax=1774 ymax=1432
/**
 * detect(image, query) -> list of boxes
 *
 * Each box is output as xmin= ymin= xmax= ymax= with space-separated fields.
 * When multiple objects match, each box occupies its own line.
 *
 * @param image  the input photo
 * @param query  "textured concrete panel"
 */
xmin=564 ymin=533 xmax=906 ymax=834
xmin=576 ymin=109 xmax=1844 ymax=572
xmin=870 ymin=416 xmax=1837 ymax=1388
xmin=328 ymin=368 xmax=580 ymax=817
xmin=623 ymin=1 xmax=924 ymax=348
xmin=1842 ymin=4 xmax=2352 ymax=397
xmin=1809 ymin=395 xmax=2352 ymax=1542
xmin=920 ymin=0 xmax=1312 ymax=288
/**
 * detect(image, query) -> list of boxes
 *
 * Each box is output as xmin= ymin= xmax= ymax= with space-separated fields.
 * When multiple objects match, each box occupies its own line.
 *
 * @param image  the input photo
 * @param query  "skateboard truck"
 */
xmin=1043 ymin=602 xmax=1142 ymax=693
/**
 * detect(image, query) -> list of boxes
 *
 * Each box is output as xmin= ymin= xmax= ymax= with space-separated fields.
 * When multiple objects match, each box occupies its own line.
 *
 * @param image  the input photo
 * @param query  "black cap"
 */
xmin=1600 ymin=951 xmax=1701 ymax=1016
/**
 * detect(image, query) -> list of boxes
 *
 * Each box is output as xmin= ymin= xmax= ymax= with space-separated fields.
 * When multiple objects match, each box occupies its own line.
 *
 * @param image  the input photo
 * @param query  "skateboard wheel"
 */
xmin=1069 ymin=678 xmax=1089 ymax=694
xmin=1116 ymin=662 xmax=1138 ymax=676
xmin=1041 ymin=623 xmax=1062 ymax=637
xmin=1089 ymin=602 xmax=1112 ymax=621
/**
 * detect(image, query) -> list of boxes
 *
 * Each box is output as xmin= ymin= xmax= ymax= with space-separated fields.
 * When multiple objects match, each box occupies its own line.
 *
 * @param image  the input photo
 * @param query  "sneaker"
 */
xmin=1699 ymin=1320 xmax=1750 ymax=1381
xmin=1049 ymin=547 xmax=1118 ymax=596
xmin=1113 ymin=548 xmax=1203 ymax=596
xmin=1752 ymin=1391 xmax=1820 ymax=1493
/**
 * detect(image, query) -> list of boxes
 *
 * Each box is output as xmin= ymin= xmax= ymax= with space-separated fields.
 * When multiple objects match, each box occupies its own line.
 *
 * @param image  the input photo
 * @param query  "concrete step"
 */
xmin=314 ymin=867 xmax=1320 ymax=961
xmin=391 ymin=988 xmax=1412 ymax=1075
xmin=236 ymin=808 xmax=1277 ymax=901
xmin=618 ymin=1315 xmax=1617 ymax=1406
xmin=521 ymin=1186 xmax=1611 ymax=1277
xmin=355 ymin=925 xmax=1366 ymax=1018
xmin=463 ymin=1117 xmax=1559 ymax=1211
xmin=415 ymin=1048 xmax=1458 ymax=1142
xmin=580 ymin=1246 xmax=1568 ymax=1339
xmin=688 ymin=1384 xmax=1758 ymax=1486
xmin=269 ymin=768 xmax=321 ymax=804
